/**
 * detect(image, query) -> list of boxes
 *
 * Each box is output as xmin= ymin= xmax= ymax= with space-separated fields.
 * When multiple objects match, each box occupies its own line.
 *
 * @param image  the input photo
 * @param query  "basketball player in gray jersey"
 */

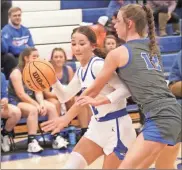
xmin=75 ymin=4 xmax=181 ymax=169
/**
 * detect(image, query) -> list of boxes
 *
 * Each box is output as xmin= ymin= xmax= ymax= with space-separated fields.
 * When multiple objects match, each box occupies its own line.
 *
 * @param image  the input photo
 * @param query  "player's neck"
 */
xmin=80 ymin=58 xmax=92 ymax=67
xmin=125 ymin=33 xmax=141 ymax=42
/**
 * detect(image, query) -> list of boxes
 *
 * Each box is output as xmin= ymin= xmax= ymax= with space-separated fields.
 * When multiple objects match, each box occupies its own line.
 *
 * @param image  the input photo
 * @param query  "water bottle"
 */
xmin=68 ymin=126 xmax=76 ymax=146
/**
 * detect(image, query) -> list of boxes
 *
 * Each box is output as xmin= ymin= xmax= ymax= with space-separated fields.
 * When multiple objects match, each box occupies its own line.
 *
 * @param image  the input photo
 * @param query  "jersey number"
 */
xmin=141 ymin=52 xmax=162 ymax=71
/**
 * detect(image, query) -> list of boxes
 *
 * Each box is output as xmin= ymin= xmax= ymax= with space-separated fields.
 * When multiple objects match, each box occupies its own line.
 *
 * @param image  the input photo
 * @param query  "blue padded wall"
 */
xmin=82 ymin=8 xmax=107 ymax=23
xmin=61 ymin=0 xmax=110 ymax=9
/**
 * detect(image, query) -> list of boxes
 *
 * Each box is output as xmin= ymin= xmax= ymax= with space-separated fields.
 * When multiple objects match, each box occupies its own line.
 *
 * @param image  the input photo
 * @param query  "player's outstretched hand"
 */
xmin=41 ymin=116 xmax=69 ymax=135
xmin=76 ymin=96 xmax=98 ymax=106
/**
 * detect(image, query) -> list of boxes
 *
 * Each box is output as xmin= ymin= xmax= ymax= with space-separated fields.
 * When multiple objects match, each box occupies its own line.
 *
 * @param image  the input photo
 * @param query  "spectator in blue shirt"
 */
xmin=1 ymin=7 xmax=34 ymax=79
xmin=106 ymin=0 xmax=136 ymax=19
xmin=1 ymin=72 xmax=21 ymax=152
xmin=169 ymin=51 xmax=182 ymax=98
xmin=2 ymin=7 xmax=34 ymax=57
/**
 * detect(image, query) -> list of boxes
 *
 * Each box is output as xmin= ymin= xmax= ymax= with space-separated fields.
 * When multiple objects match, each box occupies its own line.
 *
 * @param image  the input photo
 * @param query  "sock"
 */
xmin=63 ymin=151 xmax=88 ymax=169
xmin=1 ymin=128 xmax=12 ymax=136
xmin=81 ymin=128 xmax=88 ymax=136
xmin=28 ymin=135 xmax=36 ymax=144
xmin=53 ymin=133 xmax=60 ymax=140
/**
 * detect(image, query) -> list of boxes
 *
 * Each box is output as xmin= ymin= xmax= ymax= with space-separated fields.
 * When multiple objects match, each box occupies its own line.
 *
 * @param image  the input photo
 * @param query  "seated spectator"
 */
xmin=9 ymin=47 xmax=68 ymax=153
xmin=44 ymin=48 xmax=74 ymax=115
xmin=168 ymin=51 xmax=182 ymax=98
xmin=106 ymin=0 xmax=136 ymax=19
xmin=44 ymin=48 xmax=92 ymax=137
xmin=1 ymin=37 xmax=17 ymax=80
xmin=1 ymin=72 xmax=21 ymax=152
xmin=147 ymin=0 xmax=180 ymax=36
xmin=89 ymin=16 xmax=108 ymax=48
xmin=103 ymin=35 xmax=118 ymax=54
xmin=2 ymin=7 xmax=34 ymax=60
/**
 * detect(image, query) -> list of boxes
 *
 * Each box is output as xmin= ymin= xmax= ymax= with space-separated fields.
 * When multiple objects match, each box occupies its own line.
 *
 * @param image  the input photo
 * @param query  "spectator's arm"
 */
xmin=1 ymin=37 xmax=8 ymax=53
xmin=169 ymin=52 xmax=182 ymax=97
xmin=169 ymin=81 xmax=182 ymax=97
xmin=35 ymin=91 xmax=44 ymax=104
xmin=1 ymin=72 xmax=8 ymax=98
xmin=27 ymin=30 xmax=34 ymax=47
xmin=67 ymin=65 xmax=74 ymax=82
xmin=9 ymin=69 xmax=39 ymax=106
xmin=43 ymin=89 xmax=57 ymax=99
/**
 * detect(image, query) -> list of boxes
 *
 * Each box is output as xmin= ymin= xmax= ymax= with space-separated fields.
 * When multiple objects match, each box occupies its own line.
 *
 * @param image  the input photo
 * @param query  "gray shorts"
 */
xmin=141 ymin=98 xmax=181 ymax=145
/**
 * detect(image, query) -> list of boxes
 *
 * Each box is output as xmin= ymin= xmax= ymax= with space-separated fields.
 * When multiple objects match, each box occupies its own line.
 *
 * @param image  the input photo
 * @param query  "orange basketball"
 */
xmin=23 ymin=59 xmax=56 ymax=92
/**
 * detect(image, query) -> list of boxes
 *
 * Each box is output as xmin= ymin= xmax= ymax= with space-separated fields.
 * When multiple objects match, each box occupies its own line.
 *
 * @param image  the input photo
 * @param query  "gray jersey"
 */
xmin=116 ymin=40 xmax=175 ymax=106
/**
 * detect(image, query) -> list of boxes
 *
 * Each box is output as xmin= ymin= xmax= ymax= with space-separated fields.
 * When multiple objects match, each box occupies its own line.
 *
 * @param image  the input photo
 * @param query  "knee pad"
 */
xmin=63 ymin=151 xmax=88 ymax=169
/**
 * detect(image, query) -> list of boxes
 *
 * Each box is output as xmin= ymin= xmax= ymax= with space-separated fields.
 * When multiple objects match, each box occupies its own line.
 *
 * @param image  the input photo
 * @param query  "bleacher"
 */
xmin=10 ymin=1 xmax=181 ymax=135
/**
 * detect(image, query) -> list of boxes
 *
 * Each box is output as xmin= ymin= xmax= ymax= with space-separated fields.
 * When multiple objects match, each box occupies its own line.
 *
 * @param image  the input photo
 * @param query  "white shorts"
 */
xmin=84 ymin=114 xmax=136 ymax=160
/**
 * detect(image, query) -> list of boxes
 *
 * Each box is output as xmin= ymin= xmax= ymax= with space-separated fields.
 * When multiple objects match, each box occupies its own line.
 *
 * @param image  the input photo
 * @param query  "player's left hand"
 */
xmin=76 ymin=96 xmax=98 ymax=106
xmin=41 ymin=116 xmax=69 ymax=135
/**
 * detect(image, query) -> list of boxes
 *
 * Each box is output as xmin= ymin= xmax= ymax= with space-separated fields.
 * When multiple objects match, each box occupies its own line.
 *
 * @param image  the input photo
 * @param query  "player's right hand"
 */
xmin=41 ymin=116 xmax=69 ymax=135
xmin=1 ymin=98 xmax=9 ymax=111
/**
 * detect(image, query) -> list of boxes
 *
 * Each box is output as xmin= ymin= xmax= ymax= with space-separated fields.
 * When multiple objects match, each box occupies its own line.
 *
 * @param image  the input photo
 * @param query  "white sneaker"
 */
xmin=1 ymin=135 xmax=10 ymax=152
xmin=52 ymin=136 xmax=69 ymax=149
xmin=27 ymin=139 xmax=43 ymax=153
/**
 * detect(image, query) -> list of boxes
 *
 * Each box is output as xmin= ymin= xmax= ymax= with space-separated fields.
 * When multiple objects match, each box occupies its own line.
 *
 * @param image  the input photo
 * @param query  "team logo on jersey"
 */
xmin=3 ymin=34 xmax=9 ymax=39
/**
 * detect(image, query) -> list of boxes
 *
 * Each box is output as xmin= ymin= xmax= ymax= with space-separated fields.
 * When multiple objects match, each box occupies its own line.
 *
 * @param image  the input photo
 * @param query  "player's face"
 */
xmin=28 ymin=51 xmax=39 ymax=62
xmin=114 ymin=11 xmax=127 ymax=40
xmin=71 ymin=32 xmax=94 ymax=65
xmin=105 ymin=38 xmax=117 ymax=52
xmin=9 ymin=10 xmax=22 ymax=26
xmin=51 ymin=51 xmax=66 ymax=68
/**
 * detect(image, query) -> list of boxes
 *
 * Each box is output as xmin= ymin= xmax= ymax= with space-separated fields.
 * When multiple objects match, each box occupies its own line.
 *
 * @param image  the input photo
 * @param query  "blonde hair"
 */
xmin=120 ymin=4 xmax=160 ymax=61
xmin=8 ymin=7 xmax=22 ymax=16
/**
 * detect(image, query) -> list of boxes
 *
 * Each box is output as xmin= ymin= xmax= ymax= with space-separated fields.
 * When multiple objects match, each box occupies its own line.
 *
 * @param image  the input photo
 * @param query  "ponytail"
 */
xmin=142 ymin=5 xmax=160 ymax=61
xmin=93 ymin=47 xmax=107 ymax=59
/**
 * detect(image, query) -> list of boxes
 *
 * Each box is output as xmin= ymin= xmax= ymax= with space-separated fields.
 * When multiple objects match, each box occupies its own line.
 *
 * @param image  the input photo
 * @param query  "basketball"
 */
xmin=23 ymin=59 xmax=56 ymax=92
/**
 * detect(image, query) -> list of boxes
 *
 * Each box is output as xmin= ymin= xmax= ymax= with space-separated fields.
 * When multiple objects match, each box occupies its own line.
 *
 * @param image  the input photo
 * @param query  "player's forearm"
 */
xmin=64 ymin=103 xmax=83 ymax=123
xmin=169 ymin=81 xmax=182 ymax=97
xmin=93 ymin=95 xmax=111 ymax=106
xmin=52 ymin=80 xmax=77 ymax=103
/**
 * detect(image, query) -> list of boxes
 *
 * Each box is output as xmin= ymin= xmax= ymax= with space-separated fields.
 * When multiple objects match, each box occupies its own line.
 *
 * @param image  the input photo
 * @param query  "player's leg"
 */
xmin=63 ymin=137 xmax=104 ymax=169
xmin=102 ymin=152 xmax=122 ymax=169
xmin=155 ymin=143 xmax=180 ymax=169
xmin=102 ymin=115 xmax=136 ymax=169
xmin=118 ymin=133 xmax=166 ymax=169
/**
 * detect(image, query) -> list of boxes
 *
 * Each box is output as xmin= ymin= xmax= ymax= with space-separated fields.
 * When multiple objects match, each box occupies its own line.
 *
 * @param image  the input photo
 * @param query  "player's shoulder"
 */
xmin=91 ymin=56 xmax=104 ymax=68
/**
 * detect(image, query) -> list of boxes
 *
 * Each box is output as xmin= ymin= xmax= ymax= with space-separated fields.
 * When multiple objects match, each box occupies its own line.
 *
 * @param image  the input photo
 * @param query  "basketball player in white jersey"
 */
xmin=41 ymin=26 xmax=136 ymax=169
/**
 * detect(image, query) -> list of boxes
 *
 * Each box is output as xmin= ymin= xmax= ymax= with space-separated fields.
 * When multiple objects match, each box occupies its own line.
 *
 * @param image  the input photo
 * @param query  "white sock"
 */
xmin=63 ymin=151 xmax=88 ymax=169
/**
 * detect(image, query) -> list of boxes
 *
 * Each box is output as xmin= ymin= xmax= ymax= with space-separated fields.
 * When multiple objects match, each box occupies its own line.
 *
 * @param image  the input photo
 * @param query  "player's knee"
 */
xmin=46 ymin=101 xmax=57 ymax=113
xmin=8 ymin=105 xmax=21 ymax=120
xmin=29 ymin=107 xmax=39 ymax=117
xmin=63 ymin=152 xmax=88 ymax=169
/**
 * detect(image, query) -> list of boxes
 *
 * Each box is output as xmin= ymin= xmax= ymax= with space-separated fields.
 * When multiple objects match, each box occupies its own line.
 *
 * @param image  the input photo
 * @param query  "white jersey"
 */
xmin=52 ymin=56 xmax=131 ymax=119
xmin=52 ymin=56 xmax=136 ymax=158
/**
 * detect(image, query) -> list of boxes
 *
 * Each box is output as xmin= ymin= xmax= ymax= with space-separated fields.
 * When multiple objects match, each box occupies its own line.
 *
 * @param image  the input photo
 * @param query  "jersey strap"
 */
xmin=90 ymin=58 xmax=104 ymax=79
